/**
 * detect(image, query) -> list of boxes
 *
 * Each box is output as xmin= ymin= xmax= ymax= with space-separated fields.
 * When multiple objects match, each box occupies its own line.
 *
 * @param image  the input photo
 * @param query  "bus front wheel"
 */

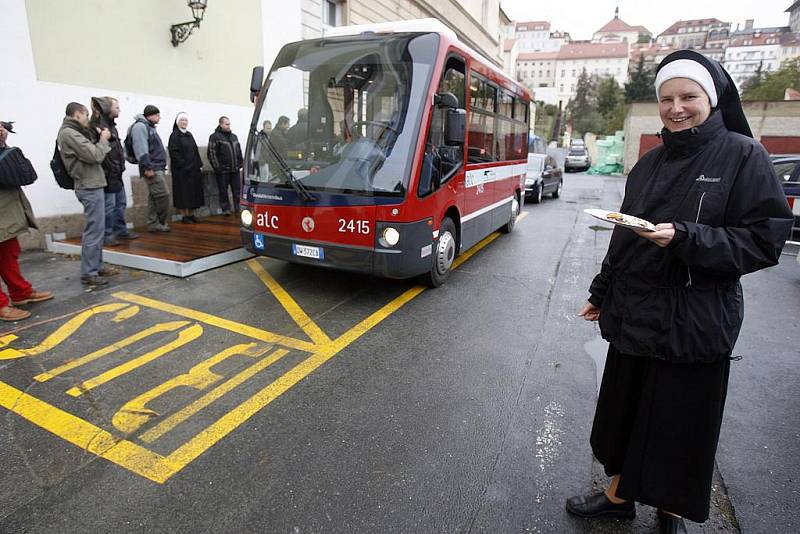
xmin=425 ymin=218 xmax=457 ymax=287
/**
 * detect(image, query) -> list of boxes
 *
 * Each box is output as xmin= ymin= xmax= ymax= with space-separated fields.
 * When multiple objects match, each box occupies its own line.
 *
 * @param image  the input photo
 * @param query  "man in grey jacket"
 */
xmin=130 ymin=105 xmax=170 ymax=231
xmin=57 ymin=102 xmax=112 ymax=286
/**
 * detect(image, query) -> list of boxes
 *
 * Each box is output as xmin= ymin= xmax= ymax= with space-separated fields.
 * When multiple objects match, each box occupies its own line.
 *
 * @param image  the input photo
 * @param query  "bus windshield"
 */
xmin=247 ymin=33 xmax=439 ymax=197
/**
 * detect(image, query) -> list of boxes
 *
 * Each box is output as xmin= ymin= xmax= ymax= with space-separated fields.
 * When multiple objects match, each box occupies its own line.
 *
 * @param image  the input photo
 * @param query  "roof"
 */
xmin=516 ymin=51 xmax=560 ymax=62
xmin=787 ymin=1 xmax=800 ymax=13
xmin=503 ymin=38 xmax=517 ymax=52
xmin=659 ymin=18 xmax=727 ymax=36
xmin=596 ymin=17 xmax=648 ymax=35
xmin=557 ymin=42 xmax=630 ymax=60
xmin=516 ymin=21 xmax=550 ymax=32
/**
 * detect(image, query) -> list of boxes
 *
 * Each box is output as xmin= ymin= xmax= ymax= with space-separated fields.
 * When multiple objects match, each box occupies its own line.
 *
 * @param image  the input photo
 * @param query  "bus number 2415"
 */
xmin=339 ymin=219 xmax=370 ymax=234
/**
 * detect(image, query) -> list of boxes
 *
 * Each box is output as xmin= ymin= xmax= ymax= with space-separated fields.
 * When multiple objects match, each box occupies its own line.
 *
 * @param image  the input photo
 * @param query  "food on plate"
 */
xmin=606 ymin=212 xmax=623 ymax=220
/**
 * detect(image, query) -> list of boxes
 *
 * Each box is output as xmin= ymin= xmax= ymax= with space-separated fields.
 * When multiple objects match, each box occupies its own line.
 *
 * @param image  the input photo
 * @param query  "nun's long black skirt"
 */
xmin=590 ymin=344 xmax=730 ymax=523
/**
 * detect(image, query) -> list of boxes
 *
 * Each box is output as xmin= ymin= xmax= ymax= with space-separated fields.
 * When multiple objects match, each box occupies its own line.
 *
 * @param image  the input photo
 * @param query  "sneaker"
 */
xmin=0 ymin=305 xmax=31 ymax=322
xmin=118 ymin=231 xmax=140 ymax=240
xmin=11 ymin=290 xmax=54 ymax=306
xmin=187 ymin=215 xmax=199 ymax=223
xmin=81 ymin=275 xmax=109 ymax=286
xmin=98 ymin=267 xmax=119 ymax=277
xmin=104 ymin=237 xmax=120 ymax=246
xmin=147 ymin=224 xmax=171 ymax=233
xmin=181 ymin=216 xmax=195 ymax=224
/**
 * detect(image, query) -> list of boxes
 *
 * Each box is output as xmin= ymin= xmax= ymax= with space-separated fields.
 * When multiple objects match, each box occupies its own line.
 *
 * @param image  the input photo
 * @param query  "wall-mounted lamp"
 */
xmin=170 ymin=0 xmax=208 ymax=47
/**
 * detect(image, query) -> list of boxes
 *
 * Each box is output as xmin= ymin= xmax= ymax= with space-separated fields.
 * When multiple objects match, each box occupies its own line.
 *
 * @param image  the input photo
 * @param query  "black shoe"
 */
xmin=566 ymin=492 xmax=635 ymax=519
xmin=657 ymin=510 xmax=687 ymax=534
xmin=81 ymin=275 xmax=109 ymax=286
xmin=104 ymin=237 xmax=120 ymax=246
xmin=187 ymin=215 xmax=198 ymax=223
xmin=181 ymin=216 xmax=195 ymax=224
xmin=118 ymin=231 xmax=140 ymax=240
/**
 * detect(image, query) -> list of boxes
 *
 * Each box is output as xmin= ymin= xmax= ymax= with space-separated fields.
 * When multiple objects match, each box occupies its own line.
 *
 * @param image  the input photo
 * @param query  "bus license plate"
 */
xmin=292 ymin=244 xmax=323 ymax=260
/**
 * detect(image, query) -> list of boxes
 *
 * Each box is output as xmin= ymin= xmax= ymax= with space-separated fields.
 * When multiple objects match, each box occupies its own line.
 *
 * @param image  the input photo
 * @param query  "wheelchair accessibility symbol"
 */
xmin=253 ymin=233 xmax=265 ymax=251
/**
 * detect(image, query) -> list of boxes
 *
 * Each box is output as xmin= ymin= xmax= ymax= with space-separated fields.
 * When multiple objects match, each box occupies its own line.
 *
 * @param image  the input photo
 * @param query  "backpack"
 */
xmin=123 ymin=123 xmax=138 ymax=164
xmin=50 ymin=142 xmax=74 ymax=190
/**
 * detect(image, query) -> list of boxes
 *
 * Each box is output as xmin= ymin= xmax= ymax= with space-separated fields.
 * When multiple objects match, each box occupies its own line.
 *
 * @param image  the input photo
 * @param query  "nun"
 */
xmin=567 ymin=50 xmax=793 ymax=532
xmin=167 ymin=112 xmax=205 ymax=223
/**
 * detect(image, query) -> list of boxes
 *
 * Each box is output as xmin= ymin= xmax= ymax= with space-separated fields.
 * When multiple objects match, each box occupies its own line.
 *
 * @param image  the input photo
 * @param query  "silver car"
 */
xmin=565 ymin=147 xmax=591 ymax=172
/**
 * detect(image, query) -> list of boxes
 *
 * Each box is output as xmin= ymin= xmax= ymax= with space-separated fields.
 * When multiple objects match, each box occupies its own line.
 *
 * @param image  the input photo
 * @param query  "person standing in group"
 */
xmin=168 ymin=112 xmax=204 ymax=224
xmin=57 ymin=102 xmax=113 ymax=286
xmin=0 ymin=120 xmax=53 ymax=320
xmin=130 ymin=105 xmax=170 ymax=232
xmin=566 ymin=50 xmax=793 ymax=533
xmin=90 ymin=96 xmax=138 ymax=246
xmin=270 ymin=115 xmax=291 ymax=155
xmin=208 ymin=116 xmax=243 ymax=215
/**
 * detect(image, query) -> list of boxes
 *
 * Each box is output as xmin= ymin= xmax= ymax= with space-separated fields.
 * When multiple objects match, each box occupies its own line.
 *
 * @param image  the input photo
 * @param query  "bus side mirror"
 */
xmin=445 ymin=109 xmax=466 ymax=146
xmin=250 ymin=66 xmax=264 ymax=103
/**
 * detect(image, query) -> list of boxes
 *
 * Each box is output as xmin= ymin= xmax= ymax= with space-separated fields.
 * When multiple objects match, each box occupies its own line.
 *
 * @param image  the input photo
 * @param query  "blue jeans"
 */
xmin=104 ymin=189 xmax=128 ymax=239
xmin=75 ymin=188 xmax=106 ymax=277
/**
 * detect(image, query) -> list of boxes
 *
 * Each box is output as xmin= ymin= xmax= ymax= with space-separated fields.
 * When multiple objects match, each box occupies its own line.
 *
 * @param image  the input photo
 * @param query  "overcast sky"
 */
xmin=499 ymin=0 xmax=793 ymax=41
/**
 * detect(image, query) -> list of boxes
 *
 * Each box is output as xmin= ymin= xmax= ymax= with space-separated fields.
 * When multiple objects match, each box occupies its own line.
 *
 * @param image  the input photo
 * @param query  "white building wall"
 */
xmin=0 ymin=0 xmax=298 ymax=222
xmin=724 ymin=44 xmax=782 ymax=88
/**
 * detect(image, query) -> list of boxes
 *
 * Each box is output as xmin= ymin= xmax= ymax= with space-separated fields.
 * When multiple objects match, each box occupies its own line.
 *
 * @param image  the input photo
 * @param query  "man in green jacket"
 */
xmin=0 ymin=121 xmax=53 ymax=321
xmin=57 ymin=102 xmax=112 ymax=286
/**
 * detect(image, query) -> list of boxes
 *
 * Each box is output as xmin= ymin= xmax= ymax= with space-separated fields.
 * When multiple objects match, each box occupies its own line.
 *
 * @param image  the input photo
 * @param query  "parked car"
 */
xmin=772 ymin=155 xmax=800 ymax=232
xmin=565 ymin=147 xmax=591 ymax=172
xmin=525 ymin=153 xmax=563 ymax=203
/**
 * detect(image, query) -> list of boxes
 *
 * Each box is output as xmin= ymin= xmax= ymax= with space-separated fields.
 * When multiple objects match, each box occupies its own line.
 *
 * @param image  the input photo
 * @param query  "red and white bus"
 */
xmin=240 ymin=19 xmax=531 ymax=286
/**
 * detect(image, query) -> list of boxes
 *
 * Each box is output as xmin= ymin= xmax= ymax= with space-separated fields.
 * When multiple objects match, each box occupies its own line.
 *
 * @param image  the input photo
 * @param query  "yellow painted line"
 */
xmin=34 ymin=321 xmax=190 ymax=383
xmin=0 ymin=381 xmax=177 ymax=483
xmin=112 ymin=291 xmax=317 ymax=353
xmin=66 ymin=324 xmax=204 ymax=397
xmin=0 ymin=334 xmax=18 ymax=348
xmin=113 ymin=305 xmax=140 ymax=322
xmin=247 ymin=259 xmax=331 ymax=345
xmin=0 ymin=303 xmax=129 ymax=360
xmin=141 ymin=346 xmax=289 ymax=443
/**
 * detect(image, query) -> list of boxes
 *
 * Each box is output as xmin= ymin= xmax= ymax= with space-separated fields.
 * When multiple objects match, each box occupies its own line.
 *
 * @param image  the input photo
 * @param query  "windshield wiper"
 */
xmin=252 ymin=128 xmax=315 ymax=201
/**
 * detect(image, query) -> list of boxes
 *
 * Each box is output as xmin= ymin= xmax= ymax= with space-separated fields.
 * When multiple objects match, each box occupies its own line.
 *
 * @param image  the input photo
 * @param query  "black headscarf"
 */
xmin=656 ymin=49 xmax=753 ymax=138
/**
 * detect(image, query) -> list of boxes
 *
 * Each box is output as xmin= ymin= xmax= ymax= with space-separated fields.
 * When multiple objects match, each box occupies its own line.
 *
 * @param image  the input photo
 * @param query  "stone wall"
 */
xmin=623 ymin=101 xmax=800 ymax=173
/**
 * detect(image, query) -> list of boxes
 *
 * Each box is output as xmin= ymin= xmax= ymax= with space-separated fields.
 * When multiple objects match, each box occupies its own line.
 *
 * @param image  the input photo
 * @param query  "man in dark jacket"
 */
xmin=208 ymin=116 xmax=243 ymax=215
xmin=91 ymin=96 xmax=138 ymax=246
xmin=0 ymin=120 xmax=53 ymax=321
xmin=130 ymin=105 xmax=170 ymax=232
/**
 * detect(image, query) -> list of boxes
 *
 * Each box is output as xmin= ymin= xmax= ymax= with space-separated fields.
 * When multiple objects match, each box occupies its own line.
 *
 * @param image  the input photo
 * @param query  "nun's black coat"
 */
xmin=168 ymin=127 xmax=205 ymax=209
xmin=586 ymin=110 xmax=792 ymax=521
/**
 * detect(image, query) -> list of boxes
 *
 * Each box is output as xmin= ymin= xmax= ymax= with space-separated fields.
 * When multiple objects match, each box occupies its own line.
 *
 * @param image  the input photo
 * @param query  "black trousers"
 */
xmin=215 ymin=171 xmax=240 ymax=212
xmin=590 ymin=344 xmax=730 ymax=523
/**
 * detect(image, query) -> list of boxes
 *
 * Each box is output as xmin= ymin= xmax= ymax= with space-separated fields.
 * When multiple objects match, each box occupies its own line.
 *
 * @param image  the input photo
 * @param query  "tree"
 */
xmin=625 ymin=55 xmax=656 ymax=103
xmin=596 ymin=76 xmax=627 ymax=133
xmin=742 ymin=57 xmax=800 ymax=101
xmin=740 ymin=61 xmax=765 ymax=95
xmin=567 ymin=69 xmax=605 ymax=135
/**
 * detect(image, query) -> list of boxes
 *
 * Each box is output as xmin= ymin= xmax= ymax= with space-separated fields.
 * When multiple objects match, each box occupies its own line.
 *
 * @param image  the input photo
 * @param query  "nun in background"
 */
xmin=168 ymin=112 xmax=205 ymax=223
xmin=567 ymin=50 xmax=793 ymax=533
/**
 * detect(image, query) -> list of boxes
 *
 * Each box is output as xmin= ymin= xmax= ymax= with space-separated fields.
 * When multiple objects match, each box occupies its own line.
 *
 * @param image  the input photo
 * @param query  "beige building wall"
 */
xmin=25 ymin=0 xmax=263 ymax=107
xmin=623 ymin=101 xmax=800 ymax=173
xmin=346 ymin=0 xmax=503 ymax=66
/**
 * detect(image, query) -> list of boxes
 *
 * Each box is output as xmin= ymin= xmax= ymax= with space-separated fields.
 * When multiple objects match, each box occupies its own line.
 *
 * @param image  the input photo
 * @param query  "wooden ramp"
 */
xmin=47 ymin=215 xmax=252 ymax=278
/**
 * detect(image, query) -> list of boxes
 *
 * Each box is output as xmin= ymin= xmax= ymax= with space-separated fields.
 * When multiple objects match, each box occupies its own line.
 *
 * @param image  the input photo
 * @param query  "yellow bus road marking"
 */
xmin=0 ymin=215 xmax=529 ymax=483
xmin=34 ymin=321 xmax=190 ymax=383
xmin=66 ymin=324 xmax=204 ymax=397
xmin=0 ymin=381 xmax=178 ymax=483
xmin=247 ymin=259 xmax=332 ymax=346
xmin=112 ymin=292 xmax=317 ymax=353
xmin=114 ymin=342 xmax=273 ymax=435
xmin=140 ymin=347 xmax=289 ymax=443
xmin=0 ymin=303 xmax=130 ymax=360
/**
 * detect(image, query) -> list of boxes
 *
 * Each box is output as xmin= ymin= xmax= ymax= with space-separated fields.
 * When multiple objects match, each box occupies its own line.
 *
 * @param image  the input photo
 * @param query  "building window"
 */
xmin=322 ymin=0 xmax=345 ymax=26
xmin=571 ymin=69 xmax=576 ymax=76
xmin=538 ymin=70 xmax=543 ymax=77
xmin=571 ymin=84 xmax=575 ymax=91
xmin=546 ymin=70 xmax=550 ymax=76
xmin=560 ymin=84 xmax=564 ymax=91
xmin=561 ymin=70 xmax=565 ymax=77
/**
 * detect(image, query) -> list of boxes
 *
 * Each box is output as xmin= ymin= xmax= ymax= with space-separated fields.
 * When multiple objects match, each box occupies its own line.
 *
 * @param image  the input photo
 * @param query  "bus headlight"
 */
xmin=241 ymin=209 xmax=253 ymax=227
xmin=379 ymin=227 xmax=400 ymax=247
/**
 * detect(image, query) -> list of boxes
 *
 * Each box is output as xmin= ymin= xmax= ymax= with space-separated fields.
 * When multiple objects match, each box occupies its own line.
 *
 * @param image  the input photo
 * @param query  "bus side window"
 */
xmin=419 ymin=56 xmax=466 ymax=198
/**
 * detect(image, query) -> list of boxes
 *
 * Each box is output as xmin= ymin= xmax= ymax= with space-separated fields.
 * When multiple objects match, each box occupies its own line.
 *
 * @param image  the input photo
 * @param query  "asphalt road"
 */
xmin=0 ymin=173 xmax=797 ymax=533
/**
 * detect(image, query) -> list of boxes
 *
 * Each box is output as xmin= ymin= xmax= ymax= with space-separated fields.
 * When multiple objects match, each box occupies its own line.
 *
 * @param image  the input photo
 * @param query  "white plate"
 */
xmin=292 ymin=244 xmax=324 ymax=260
xmin=584 ymin=208 xmax=657 ymax=232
